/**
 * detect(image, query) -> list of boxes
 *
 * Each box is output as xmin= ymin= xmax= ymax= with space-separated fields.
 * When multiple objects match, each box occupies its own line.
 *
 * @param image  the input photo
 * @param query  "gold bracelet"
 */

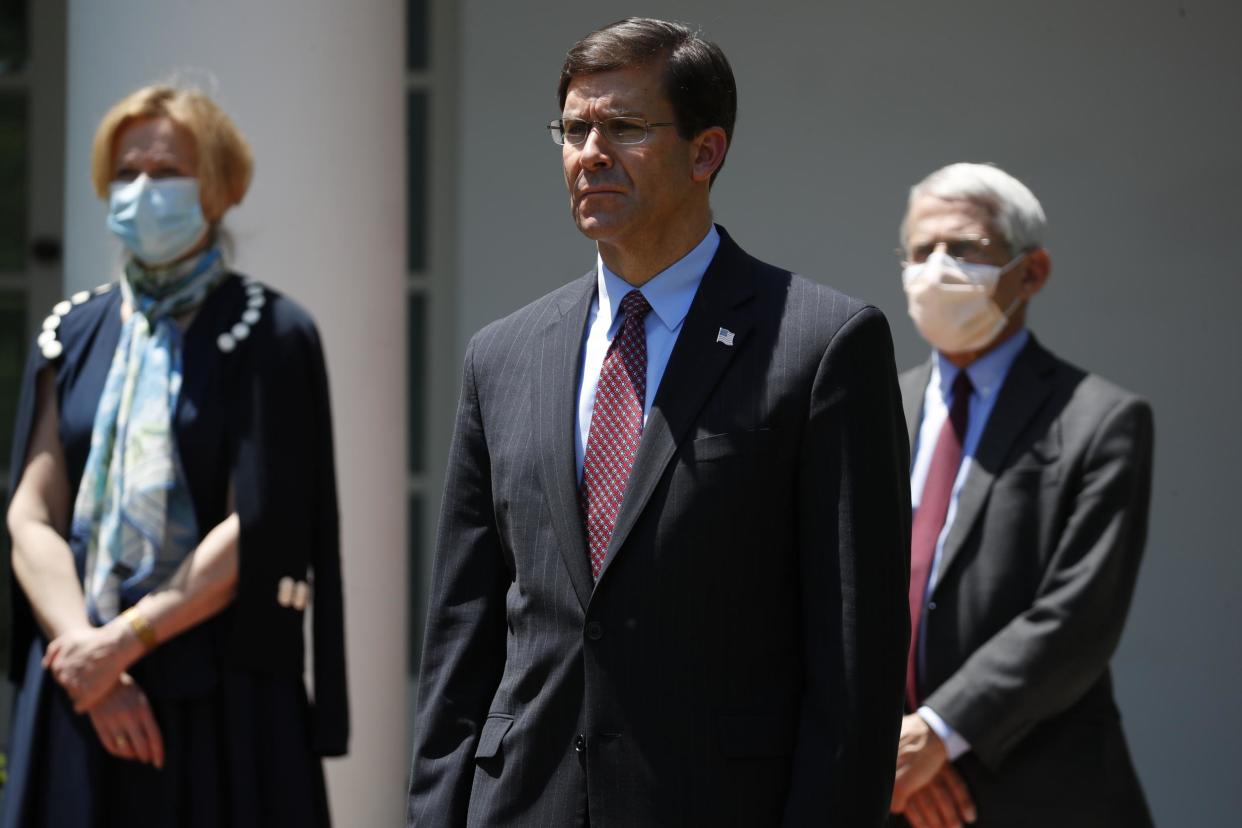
xmin=121 ymin=607 xmax=158 ymax=652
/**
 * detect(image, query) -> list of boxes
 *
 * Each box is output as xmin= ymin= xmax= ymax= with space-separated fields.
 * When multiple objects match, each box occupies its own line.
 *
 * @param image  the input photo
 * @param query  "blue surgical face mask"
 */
xmin=107 ymin=175 xmax=207 ymax=266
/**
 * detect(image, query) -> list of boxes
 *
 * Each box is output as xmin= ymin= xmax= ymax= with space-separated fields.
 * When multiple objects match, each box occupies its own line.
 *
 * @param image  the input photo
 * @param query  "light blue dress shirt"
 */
xmin=910 ymin=328 xmax=1030 ymax=759
xmin=575 ymin=226 xmax=720 ymax=480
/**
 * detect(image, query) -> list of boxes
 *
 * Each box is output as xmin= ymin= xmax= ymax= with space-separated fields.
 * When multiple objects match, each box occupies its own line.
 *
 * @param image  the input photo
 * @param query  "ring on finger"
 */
xmin=114 ymin=735 xmax=129 ymax=749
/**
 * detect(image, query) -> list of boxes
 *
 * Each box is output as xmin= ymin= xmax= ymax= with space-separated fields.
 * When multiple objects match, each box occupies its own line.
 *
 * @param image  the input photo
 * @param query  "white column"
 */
xmin=64 ymin=2 xmax=408 ymax=825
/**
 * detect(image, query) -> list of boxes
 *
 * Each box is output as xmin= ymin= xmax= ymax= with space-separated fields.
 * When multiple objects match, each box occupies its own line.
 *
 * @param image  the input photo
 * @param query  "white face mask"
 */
xmin=107 ymin=175 xmax=207 ymax=266
xmin=902 ymin=249 xmax=1025 ymax=354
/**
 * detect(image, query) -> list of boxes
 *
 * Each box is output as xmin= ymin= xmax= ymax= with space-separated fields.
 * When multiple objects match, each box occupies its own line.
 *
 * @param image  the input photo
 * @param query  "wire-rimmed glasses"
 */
xmin=898 ymin=236 xmax=1008 ymax=266
xmin=547 ymin=117 xmax=676 ymax=146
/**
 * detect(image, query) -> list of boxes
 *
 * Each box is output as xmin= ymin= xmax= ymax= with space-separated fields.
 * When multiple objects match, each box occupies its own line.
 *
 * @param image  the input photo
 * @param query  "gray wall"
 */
xmin=454 ymin=1 xmax=1242 ymax=822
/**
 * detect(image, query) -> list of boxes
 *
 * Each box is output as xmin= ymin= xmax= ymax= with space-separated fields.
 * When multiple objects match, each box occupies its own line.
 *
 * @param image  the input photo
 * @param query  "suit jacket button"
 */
xmin=927 ymin=601 xmax=938 ymax=611
xmin=574 ymin=734 xmax=586 ymax=752
xmin=585 ymin=622 xmax=603 ymax=640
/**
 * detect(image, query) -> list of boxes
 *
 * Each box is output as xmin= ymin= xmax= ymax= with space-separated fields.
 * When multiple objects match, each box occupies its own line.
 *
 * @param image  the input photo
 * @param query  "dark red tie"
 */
xmin=906 ymin=370 xmax=973 ymax=708
xmin=581 ymin=290 xmax=652 ymax=580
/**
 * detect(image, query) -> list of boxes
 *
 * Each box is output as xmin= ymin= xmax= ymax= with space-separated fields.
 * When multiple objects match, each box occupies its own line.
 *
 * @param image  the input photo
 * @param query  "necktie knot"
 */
xmin=619 ymin=290 xmax=652 ymax=327
xmin=951 ymin=370 xmax=973 ymax=401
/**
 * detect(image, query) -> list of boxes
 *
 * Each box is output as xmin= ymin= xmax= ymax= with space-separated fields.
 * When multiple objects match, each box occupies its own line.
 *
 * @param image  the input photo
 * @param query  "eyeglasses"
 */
xmin=899 ymin=236 xmax=1008 ymax=265
xmin=547 ymin=117 xmax=676 ymax=146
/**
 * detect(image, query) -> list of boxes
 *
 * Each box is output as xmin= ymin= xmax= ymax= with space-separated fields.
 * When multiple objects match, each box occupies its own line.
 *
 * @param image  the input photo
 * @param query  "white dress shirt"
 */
xmin=910 ymin=328 xmax=1030 ymax=759
xmin=575 ymin=226 xmax=720 ymax=480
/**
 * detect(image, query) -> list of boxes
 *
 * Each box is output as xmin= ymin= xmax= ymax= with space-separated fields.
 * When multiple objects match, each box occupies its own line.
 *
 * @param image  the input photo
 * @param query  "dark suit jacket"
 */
xmin=897 ymin=337 xmax=1154 ymax=827
xmin=408 ymin=228 xmax=911 ymax=827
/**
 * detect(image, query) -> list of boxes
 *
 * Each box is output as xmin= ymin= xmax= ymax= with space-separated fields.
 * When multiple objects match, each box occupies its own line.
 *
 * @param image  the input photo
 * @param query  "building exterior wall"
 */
xmin=63 ymin=2 xmax=408 ymax=824
xmin=454 ymin=2 xmax=1242 ymax=824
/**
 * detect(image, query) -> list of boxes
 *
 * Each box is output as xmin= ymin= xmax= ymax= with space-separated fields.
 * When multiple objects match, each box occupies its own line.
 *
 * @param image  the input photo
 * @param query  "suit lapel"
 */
xmin=532 ymin=271 xmax=596 ymax=611
xmin=931 ymin=338 xmax=1059 ymax=593
xmin=594 ymin=230 xmax=756 ymax=586
xmin=902 ymin=361 xmax=932 ymax=451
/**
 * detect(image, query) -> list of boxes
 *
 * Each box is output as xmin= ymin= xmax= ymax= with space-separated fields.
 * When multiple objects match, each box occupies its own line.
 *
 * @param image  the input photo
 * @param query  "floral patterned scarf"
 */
xmin=71 ymin=246 xmax=228 ymax=624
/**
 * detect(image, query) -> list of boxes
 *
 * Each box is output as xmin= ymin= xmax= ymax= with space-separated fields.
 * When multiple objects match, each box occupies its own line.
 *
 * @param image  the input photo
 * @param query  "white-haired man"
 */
xmin=889 ymin=163 xmax=1154 ymax=828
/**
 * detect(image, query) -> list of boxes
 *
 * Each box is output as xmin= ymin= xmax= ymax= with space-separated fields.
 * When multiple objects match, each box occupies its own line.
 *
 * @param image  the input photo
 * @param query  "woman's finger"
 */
xmin=126 ymin=724 xmax=153 ymax=764
xmin=104 ymin=728 xmax=130 ymax=758
xmin=92 ymin=714 xmax=133 ymax=760
xmin=132 ymin=688 xmax=165 ymax=769
xmin=113 ymin=730 xmax=138 ymax=760
xmin=116 ymin=705 xmax=153 ymax=764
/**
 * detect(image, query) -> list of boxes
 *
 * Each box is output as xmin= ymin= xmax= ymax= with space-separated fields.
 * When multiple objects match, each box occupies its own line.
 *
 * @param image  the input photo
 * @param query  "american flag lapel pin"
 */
xmin=716 ymin=327 xmax=735 ymax=346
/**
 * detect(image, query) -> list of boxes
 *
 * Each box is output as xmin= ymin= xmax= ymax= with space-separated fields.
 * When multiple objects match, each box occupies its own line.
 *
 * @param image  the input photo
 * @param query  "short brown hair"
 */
xmin=90 ymin=85 xmax=253 ymax=221
xmin=558 ymin=18 xmax=737 ymax=184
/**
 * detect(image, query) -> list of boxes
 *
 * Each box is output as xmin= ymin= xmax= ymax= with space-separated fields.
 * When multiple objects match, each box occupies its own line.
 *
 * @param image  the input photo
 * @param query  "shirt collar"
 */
xmin=933 ymin=328 xmax=1031 ymax=403
xmin=595 ymin=225 xmax=720 ymax=334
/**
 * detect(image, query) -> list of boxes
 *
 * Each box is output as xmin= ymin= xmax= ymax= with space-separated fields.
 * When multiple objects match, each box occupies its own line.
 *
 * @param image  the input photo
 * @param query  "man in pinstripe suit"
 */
xmin=408 ymin=18 xmax=911 ymax=826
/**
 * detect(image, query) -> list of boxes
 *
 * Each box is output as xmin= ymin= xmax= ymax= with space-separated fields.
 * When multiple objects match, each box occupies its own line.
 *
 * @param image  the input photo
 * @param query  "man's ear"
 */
xmin=1021 ymin=247 xmax=1052 ymax=299
xmin=690 ymin=126 xmax=728 ymax=183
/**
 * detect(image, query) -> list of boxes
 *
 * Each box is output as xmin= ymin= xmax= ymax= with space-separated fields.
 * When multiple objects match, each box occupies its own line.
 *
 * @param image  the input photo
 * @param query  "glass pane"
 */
xmin=0 ymin=288 xmax=24 ymax=475
xmin=0 ymin=0 xmax=27 ymax=76
xmin=407 ymin=0 xmax=429 ymax=72
xmin=0 ymin=92 xmax=27 ymax=271
xmin=408 ymin=293 xmax=425 ymax=474
xmin=407 ymin=493 xmax=423 ymax=675
xmin=407 ymin=91 xmax=427 ymax=273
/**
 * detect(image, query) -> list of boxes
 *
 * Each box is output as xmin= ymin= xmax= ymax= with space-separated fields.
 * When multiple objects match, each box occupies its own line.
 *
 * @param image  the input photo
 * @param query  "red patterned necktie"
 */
xmin=581 ymin=289 xmax=652 ymax=580
xmin=906 ymin=370 xmax=973 ymax=709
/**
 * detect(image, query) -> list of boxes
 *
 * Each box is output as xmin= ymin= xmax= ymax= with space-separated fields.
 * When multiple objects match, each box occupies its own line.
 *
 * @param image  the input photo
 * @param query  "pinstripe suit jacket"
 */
xmin=408 ymin=228 xmax=911 ymax=827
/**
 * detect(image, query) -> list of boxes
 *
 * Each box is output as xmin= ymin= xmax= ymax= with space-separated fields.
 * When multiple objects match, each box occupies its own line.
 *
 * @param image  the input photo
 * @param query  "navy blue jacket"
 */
xmin=2 ymin=274 xmax=348 ymax=757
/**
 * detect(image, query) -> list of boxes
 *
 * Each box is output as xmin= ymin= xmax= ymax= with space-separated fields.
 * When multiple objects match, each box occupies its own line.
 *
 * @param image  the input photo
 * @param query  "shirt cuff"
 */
xmin=917 ymin=705 xmax=971 ymax=761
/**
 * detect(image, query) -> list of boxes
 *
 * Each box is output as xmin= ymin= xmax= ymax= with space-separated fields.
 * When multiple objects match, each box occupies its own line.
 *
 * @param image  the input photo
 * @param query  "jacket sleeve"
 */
xmin=924 ymin=396 xmax=1154 ymax=770
xmin=783 ymin=306 xmax=912 ymax=827
xmin=3 ymin=345 xmax=51 ymax=681
xmin=407 ymin=336 xmax=509 ymax=826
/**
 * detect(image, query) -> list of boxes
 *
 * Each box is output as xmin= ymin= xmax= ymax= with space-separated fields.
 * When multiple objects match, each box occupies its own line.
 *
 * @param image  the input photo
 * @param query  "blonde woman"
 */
xmin=1 ymin=85 xmax=346 ymax=826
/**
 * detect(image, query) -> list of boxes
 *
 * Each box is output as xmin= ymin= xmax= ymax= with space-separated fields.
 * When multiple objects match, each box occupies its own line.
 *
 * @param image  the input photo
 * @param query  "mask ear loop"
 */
xmin=980 ymin=251 xmax=1030 ymax=340
xmin=994 ymin=249 xmax=1027 ymax=278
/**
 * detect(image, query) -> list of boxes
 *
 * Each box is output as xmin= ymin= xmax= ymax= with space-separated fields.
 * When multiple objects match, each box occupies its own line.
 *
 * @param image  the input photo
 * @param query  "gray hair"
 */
xmin=903 ymin=162 xmax=1047 ymax=253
